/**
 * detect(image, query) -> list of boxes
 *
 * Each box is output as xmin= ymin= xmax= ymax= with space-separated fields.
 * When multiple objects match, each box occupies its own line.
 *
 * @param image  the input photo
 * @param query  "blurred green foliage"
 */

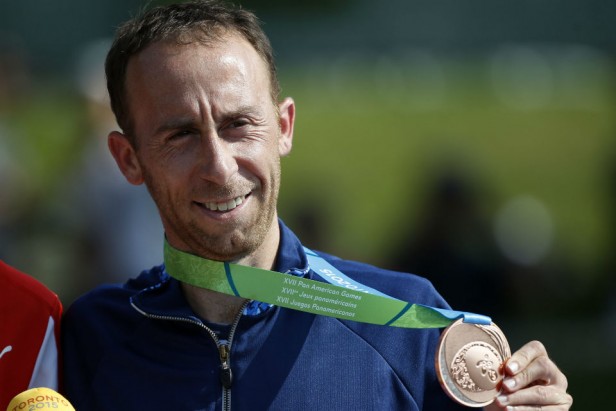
xmin=3 ymin=86 xmax=88 ymax=202
xmin=278 ymin=62 xmax=615 ymax=279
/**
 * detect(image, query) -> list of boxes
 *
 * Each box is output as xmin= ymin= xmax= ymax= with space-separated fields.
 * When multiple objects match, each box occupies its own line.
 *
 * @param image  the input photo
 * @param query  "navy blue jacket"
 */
xmin=62 ymin=221 xmax=468 ymax=410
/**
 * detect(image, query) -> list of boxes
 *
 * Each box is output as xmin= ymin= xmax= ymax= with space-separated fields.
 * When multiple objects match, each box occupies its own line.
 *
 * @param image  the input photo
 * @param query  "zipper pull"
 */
xmin=218 ymin=343 xmax=232 ymax=389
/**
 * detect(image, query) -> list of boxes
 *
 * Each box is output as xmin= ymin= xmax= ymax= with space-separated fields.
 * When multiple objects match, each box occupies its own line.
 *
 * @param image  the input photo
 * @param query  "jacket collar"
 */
xmin=274 ymin=219 xmax=311 ymax=276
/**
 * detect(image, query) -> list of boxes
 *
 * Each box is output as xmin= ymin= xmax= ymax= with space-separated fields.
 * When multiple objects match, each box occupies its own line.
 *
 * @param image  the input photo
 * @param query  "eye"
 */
xmin=219 ymin=117 xmax=252 ymax=138
xmin=169 ymin=129 xmax=195 ymax=141
xmin=228 ymin=119 xmax=249 ymax=129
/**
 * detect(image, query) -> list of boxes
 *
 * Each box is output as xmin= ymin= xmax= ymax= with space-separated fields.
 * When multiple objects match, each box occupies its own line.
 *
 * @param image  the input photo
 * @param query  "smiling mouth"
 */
xmin=201 ymin=194 xmax=247 ymax=212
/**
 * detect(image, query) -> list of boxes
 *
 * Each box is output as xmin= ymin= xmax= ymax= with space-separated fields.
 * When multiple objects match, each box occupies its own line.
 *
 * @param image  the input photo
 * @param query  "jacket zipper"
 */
xmin=131 ymin=299 xmax=249 ymax=411
xmin=217 ymin=300 xmax=248 ymax=411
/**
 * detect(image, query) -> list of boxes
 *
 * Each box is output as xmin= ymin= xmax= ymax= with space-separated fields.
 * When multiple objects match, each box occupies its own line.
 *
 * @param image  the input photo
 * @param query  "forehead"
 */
xmin=124 ymin=34 xmax=272 ymax=130
xmin=128 ymin=33 xmax=268 ymax=88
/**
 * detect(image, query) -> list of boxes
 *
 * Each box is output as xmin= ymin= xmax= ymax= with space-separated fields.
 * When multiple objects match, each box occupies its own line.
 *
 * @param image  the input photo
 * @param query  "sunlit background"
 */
xmin=0 ymin=0 xmax=614 ymax=407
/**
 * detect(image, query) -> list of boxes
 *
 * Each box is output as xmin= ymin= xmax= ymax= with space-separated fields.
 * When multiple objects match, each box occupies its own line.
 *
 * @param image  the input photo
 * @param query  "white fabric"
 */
xmin=28 ymin=316 xmax=58 ymax=390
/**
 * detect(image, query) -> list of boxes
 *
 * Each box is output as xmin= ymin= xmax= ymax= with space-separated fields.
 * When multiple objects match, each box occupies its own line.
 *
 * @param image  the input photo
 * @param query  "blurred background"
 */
xmin=0 ymin=0 xmax=613 ymax=407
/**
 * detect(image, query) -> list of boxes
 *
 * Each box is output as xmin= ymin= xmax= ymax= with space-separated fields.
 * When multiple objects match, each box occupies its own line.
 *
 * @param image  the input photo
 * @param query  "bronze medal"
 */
xmin=435 ymin=318 xmax=511 ymax=407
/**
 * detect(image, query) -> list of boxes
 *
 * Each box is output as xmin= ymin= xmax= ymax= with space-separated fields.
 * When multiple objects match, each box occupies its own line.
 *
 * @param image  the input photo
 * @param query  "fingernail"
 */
xmin=496 ymin=395 xmax=509 ymax=405
xmin=507 ymin=361 xmax=519 ymax=373
xmin=503 ymin=378 xmax=516 ymax=390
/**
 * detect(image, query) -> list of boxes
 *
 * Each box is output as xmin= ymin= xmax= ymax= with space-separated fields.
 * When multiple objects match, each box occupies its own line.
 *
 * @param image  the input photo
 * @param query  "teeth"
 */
xmin=204 ymin=195 xmax=245 ymax=212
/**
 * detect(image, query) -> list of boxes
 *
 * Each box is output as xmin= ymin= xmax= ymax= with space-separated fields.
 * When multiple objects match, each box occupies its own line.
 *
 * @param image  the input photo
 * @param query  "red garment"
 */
xmin=0 ymin=260 xmax=62 ymax=409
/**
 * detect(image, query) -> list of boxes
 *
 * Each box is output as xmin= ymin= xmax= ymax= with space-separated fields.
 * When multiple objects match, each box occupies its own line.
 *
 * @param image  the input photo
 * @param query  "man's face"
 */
xmin=110 ymin=34 xmax=294 ymax=261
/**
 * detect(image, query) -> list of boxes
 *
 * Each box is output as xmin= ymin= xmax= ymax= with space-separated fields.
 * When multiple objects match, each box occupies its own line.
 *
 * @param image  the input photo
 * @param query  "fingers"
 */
xmin=494 ymin=384 xmax=573 ymax=410
xmin=503 ymin=341 xmax=568 ymax=391
xmin=492 ymin=340 xmax=573 ymax=410
xmin=505 ymin=340 xmax=547 ymax=377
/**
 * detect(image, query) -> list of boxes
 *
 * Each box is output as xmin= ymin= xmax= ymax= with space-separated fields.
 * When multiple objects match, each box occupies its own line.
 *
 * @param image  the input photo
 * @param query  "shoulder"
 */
xmin=306 ymin=252 xmax=460 ymax=409
xmin=64 ymin=265 xmax=165 ymax=324
xmin=315 ymin=251 xmax=450 ymax=309
xmin=0 ymin=260 xmax=62 ymax=319
xmin=61 ymin=265 xmax=168 ymax=363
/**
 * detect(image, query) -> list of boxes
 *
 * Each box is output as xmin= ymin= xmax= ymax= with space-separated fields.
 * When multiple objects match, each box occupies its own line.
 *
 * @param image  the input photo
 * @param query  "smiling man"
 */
xmin=61 ymin=1 xmax=572 ymax=410
xmin=105 ymin=32 xmax=293 ymax=325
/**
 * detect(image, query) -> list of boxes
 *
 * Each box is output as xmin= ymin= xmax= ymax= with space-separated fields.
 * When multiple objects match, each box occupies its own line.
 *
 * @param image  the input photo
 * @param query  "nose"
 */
xmin=198 ymin=134 xmax=238 ymax=185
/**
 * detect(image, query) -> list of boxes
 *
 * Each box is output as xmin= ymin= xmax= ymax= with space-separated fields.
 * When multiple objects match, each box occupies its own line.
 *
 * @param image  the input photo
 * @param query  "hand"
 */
xmin=485 ymin=340 xmax=572 ymax=410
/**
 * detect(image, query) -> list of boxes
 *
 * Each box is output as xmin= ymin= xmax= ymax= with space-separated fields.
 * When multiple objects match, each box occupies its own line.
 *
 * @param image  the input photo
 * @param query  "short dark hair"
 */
xmin=105 ymin=0 xmax=280 ymax=141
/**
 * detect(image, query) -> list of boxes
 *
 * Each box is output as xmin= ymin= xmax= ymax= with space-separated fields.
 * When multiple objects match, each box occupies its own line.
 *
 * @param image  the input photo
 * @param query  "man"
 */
xmin=0 ymin=260 xmax=62 ymax=409
xmin=62 ymin=1 xmax=572 ymax=410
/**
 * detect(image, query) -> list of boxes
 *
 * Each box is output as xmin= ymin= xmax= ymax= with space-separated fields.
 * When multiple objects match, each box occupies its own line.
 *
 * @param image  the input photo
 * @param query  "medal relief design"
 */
xmin=451 ymin=341 xmax=502 ymax=392
xmin=435 ymin=319 xmax=511 ymax=407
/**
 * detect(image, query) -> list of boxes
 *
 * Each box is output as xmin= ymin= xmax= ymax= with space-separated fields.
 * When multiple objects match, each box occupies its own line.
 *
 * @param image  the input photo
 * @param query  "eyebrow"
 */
xmin=231 ymin=105 xmax=259 ymax=116
xmin=215 ymin=105 xmax=261 ymax=121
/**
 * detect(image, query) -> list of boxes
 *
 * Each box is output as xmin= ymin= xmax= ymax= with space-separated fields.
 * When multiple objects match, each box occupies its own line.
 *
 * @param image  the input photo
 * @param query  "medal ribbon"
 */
xmin=164 ymin=241 xmax=491 ymax=328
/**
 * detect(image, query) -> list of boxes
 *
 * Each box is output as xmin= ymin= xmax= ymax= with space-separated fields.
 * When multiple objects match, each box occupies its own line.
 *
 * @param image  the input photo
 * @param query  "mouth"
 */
xmin=199 ymin=194 xmax=248 ymax=212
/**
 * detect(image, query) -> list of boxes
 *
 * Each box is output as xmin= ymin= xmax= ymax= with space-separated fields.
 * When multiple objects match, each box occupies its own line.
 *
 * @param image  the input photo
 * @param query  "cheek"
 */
xmin=242 ymin=144 xmax=281 ymax=180
xmin=146 ymin=145 xmax=201 ymax=178
xmin=139 ymin=155 xmax=193 ymax=197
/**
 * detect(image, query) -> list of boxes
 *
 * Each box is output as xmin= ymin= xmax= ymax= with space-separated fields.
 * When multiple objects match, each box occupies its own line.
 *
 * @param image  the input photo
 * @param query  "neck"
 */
xmin=181 ymin=283 xmax=246 ymax=325
xmin=173 ymin=221 xmax=280 ymax=324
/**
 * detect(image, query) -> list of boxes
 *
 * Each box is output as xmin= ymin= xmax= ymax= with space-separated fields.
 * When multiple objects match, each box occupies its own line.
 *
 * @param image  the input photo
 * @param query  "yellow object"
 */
xmin=6 ymin=387 xmax=75 ymax=411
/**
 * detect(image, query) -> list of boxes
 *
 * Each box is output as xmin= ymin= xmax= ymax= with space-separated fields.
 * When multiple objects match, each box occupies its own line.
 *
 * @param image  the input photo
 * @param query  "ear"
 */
xmin=108 ymin=131 xmax=144 ymax=185
xmin=277 ymin=97 xmax=295 ymax=157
